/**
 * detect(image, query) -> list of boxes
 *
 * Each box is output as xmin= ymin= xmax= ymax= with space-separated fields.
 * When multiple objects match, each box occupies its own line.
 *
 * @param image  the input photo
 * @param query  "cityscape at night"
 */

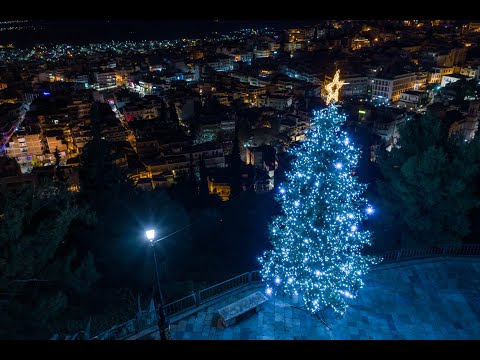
xmin=1 ymin=18 xmax=480 ymax=341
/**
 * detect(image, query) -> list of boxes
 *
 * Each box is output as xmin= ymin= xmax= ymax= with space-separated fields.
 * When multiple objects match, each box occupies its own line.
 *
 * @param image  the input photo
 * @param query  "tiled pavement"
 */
xmin=148 ymin=258 xmax=480 ymax=340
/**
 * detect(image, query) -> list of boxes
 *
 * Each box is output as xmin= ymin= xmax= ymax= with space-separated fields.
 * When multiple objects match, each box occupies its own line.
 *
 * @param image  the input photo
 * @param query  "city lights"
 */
xmin=3 ymin=18 xmax=478 ymax=341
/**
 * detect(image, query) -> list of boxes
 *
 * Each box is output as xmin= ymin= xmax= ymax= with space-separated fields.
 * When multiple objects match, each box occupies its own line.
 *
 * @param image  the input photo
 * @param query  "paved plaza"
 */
xmin=143 ymin=258 xmax=480 ymax=340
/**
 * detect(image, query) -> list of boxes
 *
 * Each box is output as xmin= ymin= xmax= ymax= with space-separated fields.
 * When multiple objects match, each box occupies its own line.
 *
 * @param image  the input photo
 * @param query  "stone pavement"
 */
xmin=148 ymin=258 xmax=480 ymax=340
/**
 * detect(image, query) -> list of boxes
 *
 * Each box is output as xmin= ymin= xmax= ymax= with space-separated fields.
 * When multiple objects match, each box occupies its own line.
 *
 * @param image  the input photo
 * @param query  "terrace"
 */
xmin=81 ymin=244 xmax=480 ymax=340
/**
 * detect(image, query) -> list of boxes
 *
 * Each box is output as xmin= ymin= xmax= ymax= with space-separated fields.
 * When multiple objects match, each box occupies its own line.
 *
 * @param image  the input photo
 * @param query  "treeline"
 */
xmin=370 ymin=112 xmax=480 ymax=251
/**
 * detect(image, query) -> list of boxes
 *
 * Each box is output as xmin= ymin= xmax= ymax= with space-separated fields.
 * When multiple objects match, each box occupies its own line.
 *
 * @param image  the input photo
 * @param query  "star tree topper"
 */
xmin=325 ymin=69 xmax=345 ymax=105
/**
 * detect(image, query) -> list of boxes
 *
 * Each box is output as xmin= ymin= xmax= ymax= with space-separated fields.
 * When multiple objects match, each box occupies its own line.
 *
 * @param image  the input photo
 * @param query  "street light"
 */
xmin=146 ymin=229 xmax=172 ymax=340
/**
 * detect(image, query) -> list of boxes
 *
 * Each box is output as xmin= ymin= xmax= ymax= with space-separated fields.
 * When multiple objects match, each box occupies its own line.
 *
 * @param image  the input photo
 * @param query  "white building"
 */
xmin=74 ymin=75 xmax=90 ymax=88
xmin=371 ymin=73 xmax=417 ymax=102
xmin=440 ymin=73 xmax=471 ymax=88
xmin=265 ymin=95 xmax=293 ymax=110
xmin=44 ymin=130 xmax=67 ymax=155
xmin=428 ymin=67 xmax=454 ymax=84
xmin=6 ymin=130 xmax=43 ymax=158
xmin=123 ymin=104 xmax=160 ymax=121
xmin=253 ymin=49 xmax=271 ymax=59
xmin=456 ymin=66 xmax=479 ymax=79
xmin=145 ymin=143 xmax=225 ymax=174
xmin=101 ymin=124 xmax=128 ymax=143
xmin=71 ymin=125 xmax=93 ymax=154
xmin=397 ymin=90 xmax=428 ymax=110
xmin=231 ymin=52 xmax=253 ymax=64
xmin=340 ymin=74 xmax=369 ymax=97
xmin=207 ymin=58 xmax=234 ymax=72
xmin=220 ymin=118 xmax=235 ymax=132
xmin=94 ymin=71 xmax=117 ymax=88
xmin=373 ymin=113 xmax=408 ymax=151
xmin=449 ymin=101 xmax=480 ymax=141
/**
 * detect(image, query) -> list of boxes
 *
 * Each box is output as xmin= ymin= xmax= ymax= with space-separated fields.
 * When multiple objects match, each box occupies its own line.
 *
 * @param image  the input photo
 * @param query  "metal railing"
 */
xmin=85 ymin=244 xmax=480 ymax=340
xmin=89 ymin=270 xmax=262 ymax=340
xmin=164 ymin=293 xmax=196 ymax=316
xmin=90 ymin=318 xmax=137 ymax=340
xmin=198 ymin=272 xmax=251 ymax=303
xmin=376 ymin=243 xmax=480 ymax=264
xmin=89 ymin=308 xmax=156 ymax=340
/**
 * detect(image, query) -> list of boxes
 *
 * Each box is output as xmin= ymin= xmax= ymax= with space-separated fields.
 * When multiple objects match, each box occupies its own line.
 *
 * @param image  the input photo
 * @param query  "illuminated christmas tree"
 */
xmin=259 ymin=104 xmax=377 ymax=316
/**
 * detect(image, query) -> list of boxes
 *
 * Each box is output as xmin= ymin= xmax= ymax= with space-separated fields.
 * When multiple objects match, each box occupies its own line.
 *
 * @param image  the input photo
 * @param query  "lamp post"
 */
xmin=146 ymin=229 xmax=171 ymax=340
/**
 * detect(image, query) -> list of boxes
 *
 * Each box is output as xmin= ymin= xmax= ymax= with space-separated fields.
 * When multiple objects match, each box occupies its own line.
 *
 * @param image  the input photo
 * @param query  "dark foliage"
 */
xmin=375 ymin=113 xmax=480 ymax=249
xmin=0 ymin=181 xmax=98 ymax=339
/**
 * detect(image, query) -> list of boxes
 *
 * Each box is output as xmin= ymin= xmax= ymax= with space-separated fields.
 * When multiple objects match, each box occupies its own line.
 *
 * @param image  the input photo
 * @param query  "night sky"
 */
xmin=1 ymin=19 xmax=320 ymax=47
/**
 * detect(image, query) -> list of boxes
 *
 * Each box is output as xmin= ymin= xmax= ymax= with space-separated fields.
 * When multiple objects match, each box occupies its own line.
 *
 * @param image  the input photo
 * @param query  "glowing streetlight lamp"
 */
xmin=146 ymin=229 xmax=155 ymax=242
xmin=145 ymin=229 xmax=171 ymax=340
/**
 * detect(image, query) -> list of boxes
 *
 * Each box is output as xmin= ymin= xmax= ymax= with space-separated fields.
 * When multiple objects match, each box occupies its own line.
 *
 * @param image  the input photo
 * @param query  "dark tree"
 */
xmin=169 ymin=167 xmax=198 ymax=210
xmin=53 ymin=147 xmax=61 ymax=167
xmin=78 ymin=103 xmax=129 ymax=213
xmin=375 ymin=113 xmax=480 ymax=249
xmin=0 ymin=181 xmax=98 ymax=339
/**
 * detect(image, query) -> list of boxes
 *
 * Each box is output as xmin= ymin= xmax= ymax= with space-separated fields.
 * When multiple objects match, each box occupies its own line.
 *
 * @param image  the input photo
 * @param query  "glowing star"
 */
xmin=279 ymin=188 xmax=286 ymax=194
xmin=366 ymin=207 xmax=374 ymax=215
xmin=324 ymin=69 xmax=345 ymax=105
xmin=294 ymin=200 xmax=300 ymax=207
xmin=288 ymin=277 xmax=294 ymax=284
xmin=266 ymin=287 xmax=273 ymax=295
xmin=351 ymin=225 xmax=357 ymax=232
xmin=275 ymin=277 xmax=281 ymax=284
xmin=335 ymin=163 xmax=342 ymax=169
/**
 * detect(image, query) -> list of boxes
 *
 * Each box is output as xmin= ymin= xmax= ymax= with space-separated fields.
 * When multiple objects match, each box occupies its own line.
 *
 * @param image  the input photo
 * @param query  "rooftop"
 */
xmin=402 ymin=90 xmax=425 ymax=96
xmin=445 ymin=73 xmax=471 ymax=79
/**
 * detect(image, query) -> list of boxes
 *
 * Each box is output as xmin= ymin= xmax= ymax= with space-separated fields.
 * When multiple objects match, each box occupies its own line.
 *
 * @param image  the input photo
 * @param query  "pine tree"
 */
xmin=259 ymin=105 xmax=377 ymax=316
xmin=376 ymin=112 xmax=480 ymax=249
xmin=53 ymin=147 xmax=61 ymax=167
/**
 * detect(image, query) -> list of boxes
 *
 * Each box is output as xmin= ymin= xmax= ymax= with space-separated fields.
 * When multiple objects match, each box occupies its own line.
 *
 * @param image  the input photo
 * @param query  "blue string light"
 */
xmin=259 ymin=104 xmax=378 ymax=316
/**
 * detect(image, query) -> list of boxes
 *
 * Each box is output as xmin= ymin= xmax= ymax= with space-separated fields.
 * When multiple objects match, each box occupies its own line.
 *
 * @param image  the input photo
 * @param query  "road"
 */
xmin=1 ymin=101 xmax=30 ymax=153
xmin=108 ymin=101 xmax=137 ymax=151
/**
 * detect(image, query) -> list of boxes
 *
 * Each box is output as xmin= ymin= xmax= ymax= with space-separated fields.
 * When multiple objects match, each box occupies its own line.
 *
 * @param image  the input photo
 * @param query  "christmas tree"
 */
xmin=259 ymin=104 xmax=377 ymax=316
